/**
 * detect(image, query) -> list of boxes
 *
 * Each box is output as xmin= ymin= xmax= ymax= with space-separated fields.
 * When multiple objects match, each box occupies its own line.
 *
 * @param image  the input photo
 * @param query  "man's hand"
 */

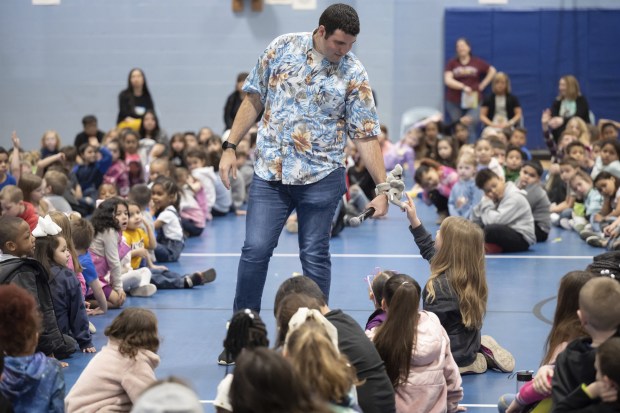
xmin=219 ymin=150 xmax=238 ymax=190
xmin=367 ymin=193 xmax=389 ymax=218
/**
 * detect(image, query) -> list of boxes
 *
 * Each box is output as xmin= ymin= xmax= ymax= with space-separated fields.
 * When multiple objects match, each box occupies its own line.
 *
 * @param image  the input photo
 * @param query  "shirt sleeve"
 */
xmin=345 ymin=66 xmax=380 ymax=140
xmin=66 ymin=270 xmax=92 ymax=349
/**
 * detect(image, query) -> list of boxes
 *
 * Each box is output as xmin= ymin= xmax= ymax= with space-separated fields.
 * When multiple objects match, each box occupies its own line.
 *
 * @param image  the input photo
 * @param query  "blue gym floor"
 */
xmin=62 ymin=199 xmax=597 ymax=412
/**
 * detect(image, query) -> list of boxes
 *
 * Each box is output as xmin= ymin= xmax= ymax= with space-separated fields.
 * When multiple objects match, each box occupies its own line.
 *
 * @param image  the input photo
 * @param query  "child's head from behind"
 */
xmin=559 ymin=158 xmax=580 ymax=183
xmin=596 ymin=337 xmax=620 ymax=390
xmin=98 ymin=183 xmax=118 ymax=201
xmin=429 ymin=217 xmax=487 ymax=329
xmin=105 ymin=308 xmax=159 ymax=359
xmin=0 ymin=284 xmax=40 ymax=356
xmin=43 ymin=170 xmax=68 ymax=196
xmin=223 ymin=309 xmax=269 ymax=362
xmin=569 ymin=170 xmax=593 ymax=197
xmin=41 ymin=130 xmax=61 ymax=152
xmin=0 ymin=185 xmax=25 ymax=217
xmin=370 ymin=270 xmax=399 ymax=309
xmin=475 ymin=168 xmax=505 ymax=203
xmin=70 ymin=218 xmax=94 ymax=252
xmin=275 ymin=293 xmax=324 ymax=348
xmin=382 ymin=273 xmax=420 ymax=311
xmin=414 ymin=160 xmax=441 ymax=191
xmin=542 ymin=271 xmax=593 ymax=365
xmin=151 ymin=176 xmax=181 ymax=213
xmin=475 ymin=138 xmax=493 ymax=165
xmin=91 ymin=198 xmax=129 ymax=234
xmin=599 ymin=139 xmax=620 ymax=166
xmin=505 ymin=146 xmax=524 ymax=171
xmin=0 ymin=216 xmax=34 ymax=258
xmin=578 ymin=277 xmax=620 ymax=333
xmin=128 ymin=184 xmax=151 ymax=210
xmin=594 ymin=171 xmax=620 ymax=199
xmin=456 ymin=153 xmax=477 ymax=181
xmin=519 ymin=160 xmax=544 ymax=187
xmin=509 ymin=127 xmax=527 ymax=148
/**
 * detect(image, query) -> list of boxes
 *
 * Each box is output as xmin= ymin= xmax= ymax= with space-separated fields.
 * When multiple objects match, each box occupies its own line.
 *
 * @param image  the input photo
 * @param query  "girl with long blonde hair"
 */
xmin=284 ymin=316 xmax=361 ymax=412
xmin=404 ymin=195 xmax=514 ymax=375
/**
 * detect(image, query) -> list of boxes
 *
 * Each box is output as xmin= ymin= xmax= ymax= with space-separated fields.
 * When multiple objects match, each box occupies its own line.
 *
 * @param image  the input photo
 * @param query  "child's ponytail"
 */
xmin=373 ymin=274 xmax=421 ymax=388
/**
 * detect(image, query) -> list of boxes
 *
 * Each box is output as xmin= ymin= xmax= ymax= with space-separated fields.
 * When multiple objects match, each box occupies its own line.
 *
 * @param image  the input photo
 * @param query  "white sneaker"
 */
xmin=550 ymin=212 xmax=560 ymax=226
xmin=130 ymin=284 xmax=157 ymax=297
xmin=89 ymin=321 xmax=96 ymax=334
xmin=559 ymin=218 xmax=572 ymax=230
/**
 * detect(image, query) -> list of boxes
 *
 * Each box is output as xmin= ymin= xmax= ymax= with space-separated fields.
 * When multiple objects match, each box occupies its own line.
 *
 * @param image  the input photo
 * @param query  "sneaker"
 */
xmin=130 ymin=284 xmax=157 ymax=297
xmin=218 ymin=348 xmax=235 ymax=366
xmin=586 ymin=236 xmax=608 ymax=248
xmin=579 ymin=230 xmax=599 ymax=240
xmin=458 ymin=352 xmax=487 ymax=375
xmin=88 ymin=321 xmax=96 ymax=334
xmin=484 ymin=243 xmax=503 ymax=254
xmin=572 ymin=221 xmax=586 ymax=232
xmin=550 ymin=212 xmax=560 ymax=226
xmin=193 ymin=268 xmax=217 ymax=285
xmin=559 ymin=218 xmax=572 ymax=230
xmin=480 ymin=335 xmax=515 ymax=373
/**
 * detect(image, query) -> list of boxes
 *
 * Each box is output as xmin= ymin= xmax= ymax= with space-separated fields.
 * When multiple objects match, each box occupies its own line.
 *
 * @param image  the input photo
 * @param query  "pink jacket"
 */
xmin=65 ymin=339 xmax=159 ymax=412
xmin=380 ymin=311 xmax=463 ymax=413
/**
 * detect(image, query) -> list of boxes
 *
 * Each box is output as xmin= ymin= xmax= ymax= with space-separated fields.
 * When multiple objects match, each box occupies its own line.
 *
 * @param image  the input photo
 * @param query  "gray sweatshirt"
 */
xmin=472 ymin=181 xmax=536 ymax=245
xmin=518 ymin=180 xmax=551 ymax=234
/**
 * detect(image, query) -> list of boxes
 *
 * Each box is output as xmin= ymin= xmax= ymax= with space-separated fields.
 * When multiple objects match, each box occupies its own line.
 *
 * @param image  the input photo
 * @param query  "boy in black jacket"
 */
xmin=552 ymin=277 xmax=620 ymax=410
xmin=0 ymin=216 xmax=75 ymax=359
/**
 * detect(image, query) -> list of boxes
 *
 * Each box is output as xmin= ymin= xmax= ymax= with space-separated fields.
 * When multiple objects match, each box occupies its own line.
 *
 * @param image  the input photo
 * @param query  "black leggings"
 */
xmin=535 ymin=223 xmax=549 ymax=243
xmin=484 ymin=224 xmax=530 ymax=252
xmin=428 ymin=190 xmax=449 ymax=214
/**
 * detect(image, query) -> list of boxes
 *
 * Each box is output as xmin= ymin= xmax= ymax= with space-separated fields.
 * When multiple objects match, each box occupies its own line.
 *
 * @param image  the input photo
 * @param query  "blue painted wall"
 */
xmin=1 ymin=0 xmax=619 ymax=149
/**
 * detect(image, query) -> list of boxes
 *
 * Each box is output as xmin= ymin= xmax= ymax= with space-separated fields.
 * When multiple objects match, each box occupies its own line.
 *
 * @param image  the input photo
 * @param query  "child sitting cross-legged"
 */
xmin=124 ymin=201 xmax=215 ymax=289
xmin=404 ymin=197 xmax=515 ymax=374
xmin=516 ymin=160 xmax=551 ymax=242
xmin=472 ymin=168 xmax=536 ymax=253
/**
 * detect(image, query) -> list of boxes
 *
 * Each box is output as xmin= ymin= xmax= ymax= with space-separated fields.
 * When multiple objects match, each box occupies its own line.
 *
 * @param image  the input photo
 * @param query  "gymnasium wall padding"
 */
xmin=445 ymin=9 xmax=620 ymax=149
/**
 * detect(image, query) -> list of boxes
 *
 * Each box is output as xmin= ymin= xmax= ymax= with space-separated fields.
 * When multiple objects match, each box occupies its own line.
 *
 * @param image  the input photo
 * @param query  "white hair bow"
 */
xmin=32 ymin=215 xmax=62 ymax=238
xmin=285 ymin=307 xmax=339 ymax=352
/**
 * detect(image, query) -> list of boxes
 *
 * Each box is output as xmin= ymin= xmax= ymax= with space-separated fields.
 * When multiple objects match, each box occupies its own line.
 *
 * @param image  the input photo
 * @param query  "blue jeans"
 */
xmin=233 ymin=168 xmax=346 ymax=312
xmin=446 ymin=100 xmax=480 ymax=143
xmin=498 ymin=393 xmax=515 ymax=413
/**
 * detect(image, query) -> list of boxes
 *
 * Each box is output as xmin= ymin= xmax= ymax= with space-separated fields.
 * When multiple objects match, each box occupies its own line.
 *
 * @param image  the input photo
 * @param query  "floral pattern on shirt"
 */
xmin=244 ymin=32 xmax=380 ymax=185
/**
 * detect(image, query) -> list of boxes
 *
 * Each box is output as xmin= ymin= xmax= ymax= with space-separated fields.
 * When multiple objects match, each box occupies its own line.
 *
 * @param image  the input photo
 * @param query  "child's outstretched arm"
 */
xmin=402 ymin=194 xmax=436 ymax=262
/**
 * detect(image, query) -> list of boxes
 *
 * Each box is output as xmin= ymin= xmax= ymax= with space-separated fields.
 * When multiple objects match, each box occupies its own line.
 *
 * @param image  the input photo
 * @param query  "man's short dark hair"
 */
xmin=319 ymin=3 xmax=360 ymax=37
xmin=475 ymin=168 xmax=499 ymax=190
xmin=82 ymin=115 xmax=97 ymax=126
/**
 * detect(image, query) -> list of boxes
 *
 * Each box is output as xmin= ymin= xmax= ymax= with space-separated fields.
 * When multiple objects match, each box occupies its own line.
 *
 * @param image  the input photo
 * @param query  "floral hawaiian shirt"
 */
xmin=244 ymin=32 xmax=380 ymax=185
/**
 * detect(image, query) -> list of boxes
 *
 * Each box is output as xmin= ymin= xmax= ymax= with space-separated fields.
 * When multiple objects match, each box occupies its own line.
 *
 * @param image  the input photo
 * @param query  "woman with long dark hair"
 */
xmin=116 ymin=68 xmax=155 ymax=127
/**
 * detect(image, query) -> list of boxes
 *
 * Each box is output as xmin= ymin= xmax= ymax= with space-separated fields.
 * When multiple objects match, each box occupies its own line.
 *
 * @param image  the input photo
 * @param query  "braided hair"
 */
xmin=223 ymin=309 xmax=269 ymax=363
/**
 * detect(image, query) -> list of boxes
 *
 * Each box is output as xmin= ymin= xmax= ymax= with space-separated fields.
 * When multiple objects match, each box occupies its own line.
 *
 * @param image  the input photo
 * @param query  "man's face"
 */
xmin=315 ymin=27 xmax=356 ymax=63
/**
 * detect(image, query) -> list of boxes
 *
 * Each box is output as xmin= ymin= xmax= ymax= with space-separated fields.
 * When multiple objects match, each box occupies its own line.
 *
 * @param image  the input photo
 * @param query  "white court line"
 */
xmin=183 ymin=252 xmax=593 ymax=260
xmin=198 ymin=400 xmax=495 ymax=408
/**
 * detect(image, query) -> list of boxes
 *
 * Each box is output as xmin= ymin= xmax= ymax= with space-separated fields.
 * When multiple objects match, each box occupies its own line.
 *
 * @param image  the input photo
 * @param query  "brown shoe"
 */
xmin=458 ymin=352 xmax=487 ymax=375
xmin=232 ymin=0 xmax=244 ymax=12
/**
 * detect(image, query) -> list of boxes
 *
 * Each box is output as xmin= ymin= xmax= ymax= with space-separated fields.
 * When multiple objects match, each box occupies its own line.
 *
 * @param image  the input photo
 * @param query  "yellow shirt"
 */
xmin=123 ymin=228 xmax=149 ymax=269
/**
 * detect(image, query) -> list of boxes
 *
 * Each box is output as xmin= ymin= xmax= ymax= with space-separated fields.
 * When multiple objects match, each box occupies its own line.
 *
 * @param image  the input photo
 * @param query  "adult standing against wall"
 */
xmin=480 ymin=72 xmax=522 ymax=130
xmin=219 ymin=4 xmax=388 ymax=317
xmin=544 ymin=75 xmax=590 ymax=141
xmin=116 ymin=68 xmax=155 ymax=131
xmin=223 ymin=72 xmax=262 ymax=131
xmin=444 ymin=38 xmax=496 ymax=142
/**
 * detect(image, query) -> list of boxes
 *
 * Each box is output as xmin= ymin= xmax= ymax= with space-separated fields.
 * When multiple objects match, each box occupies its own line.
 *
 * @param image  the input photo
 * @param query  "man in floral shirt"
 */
xmin=219 ymin=3 xmax=388 ymax=316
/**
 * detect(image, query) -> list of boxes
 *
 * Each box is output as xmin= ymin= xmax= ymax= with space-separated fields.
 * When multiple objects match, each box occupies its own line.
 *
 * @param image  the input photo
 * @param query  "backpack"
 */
xmin=0 ymin=258 xmax=76 ymax=359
